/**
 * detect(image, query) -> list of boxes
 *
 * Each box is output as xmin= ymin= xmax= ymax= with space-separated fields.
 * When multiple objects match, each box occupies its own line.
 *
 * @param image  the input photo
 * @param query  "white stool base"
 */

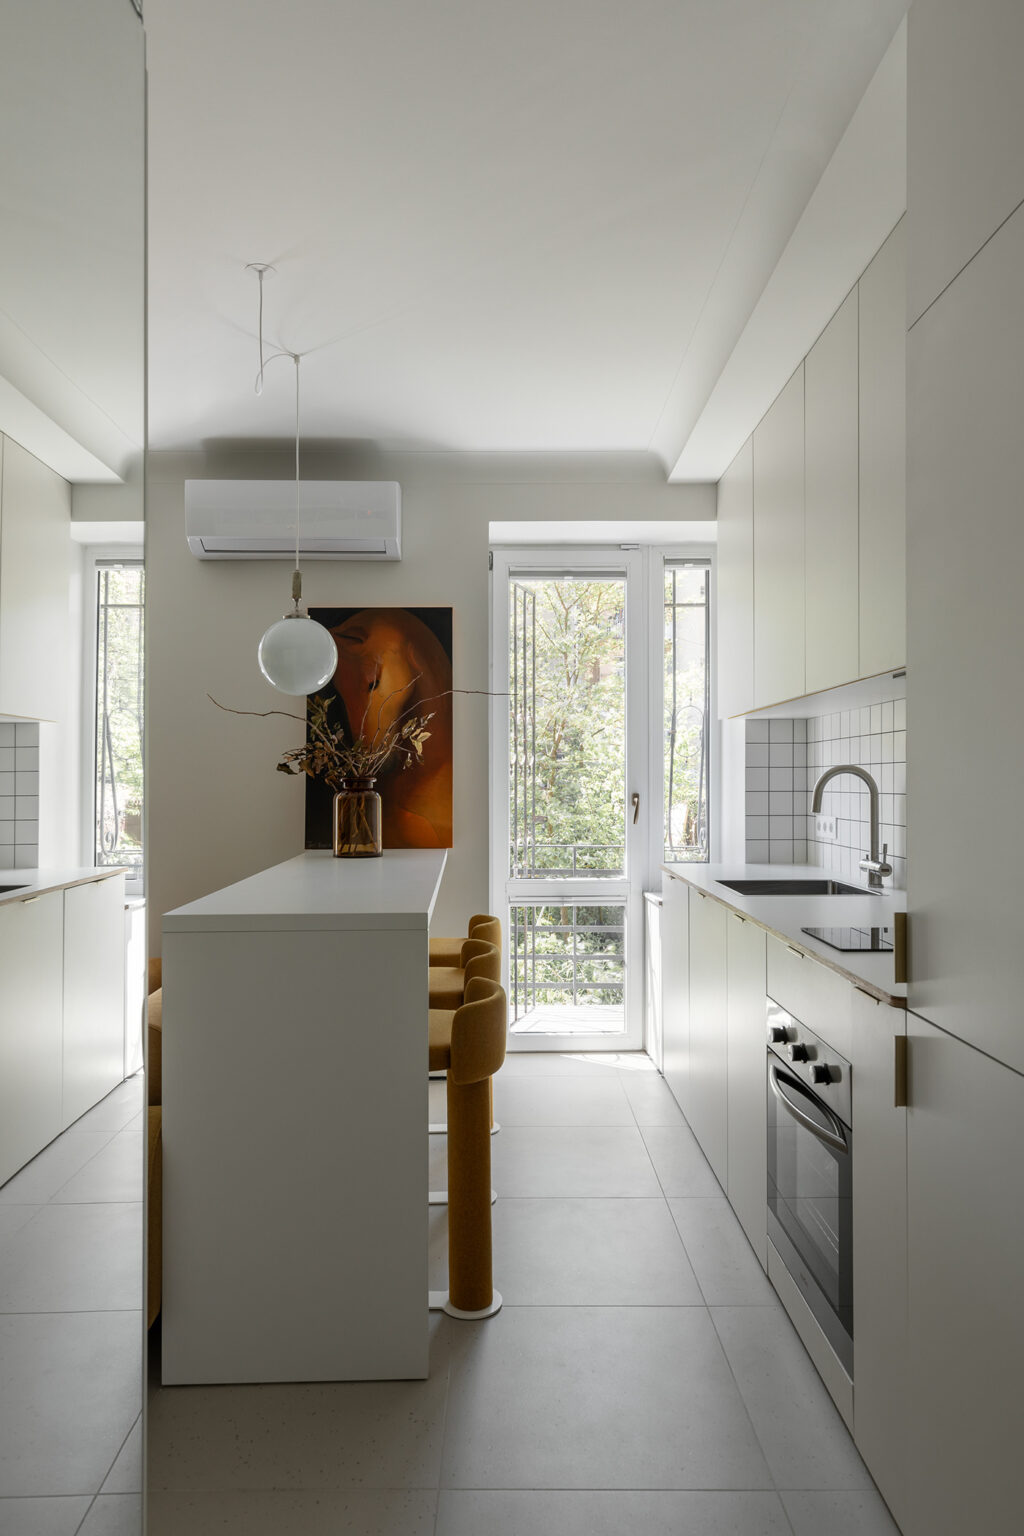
xmin=429 ymin=1190 xmax=497 ymax=1206
xmin=429 ymin=1288 xmax=503 ymax=1320
xmin=429 ymin=1121 xmax=499 ymax=1135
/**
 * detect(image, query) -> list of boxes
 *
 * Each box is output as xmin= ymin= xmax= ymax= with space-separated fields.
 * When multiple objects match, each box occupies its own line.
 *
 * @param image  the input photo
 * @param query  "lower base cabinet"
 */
xmin=850 ymin=988 xmax=908 ymax=1531
xmin=62 ymin=875 xmax=126 ymax=1128
xmin=687 ymin=889 xmax=728 ymax=1187
xmin=0 ymin=892 xmax=63 ymax=1184
xmin=726 ymin=911 xmax=767 ymax=1265
xmin=661 ymin=874 xmax=690 ymax=1119
xmin=904 ymin=1016 xmax=1024 ymax=1536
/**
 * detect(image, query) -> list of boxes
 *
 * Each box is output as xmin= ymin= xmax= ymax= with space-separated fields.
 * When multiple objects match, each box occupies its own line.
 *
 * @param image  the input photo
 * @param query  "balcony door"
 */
xmin=490 ymin=550 xmax=648 ymax=1052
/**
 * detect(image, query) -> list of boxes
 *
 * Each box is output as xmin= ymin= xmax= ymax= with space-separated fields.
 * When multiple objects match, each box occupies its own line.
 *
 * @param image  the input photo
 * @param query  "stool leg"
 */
xmin=446 ymin=1075 xmax=501 ymax=1318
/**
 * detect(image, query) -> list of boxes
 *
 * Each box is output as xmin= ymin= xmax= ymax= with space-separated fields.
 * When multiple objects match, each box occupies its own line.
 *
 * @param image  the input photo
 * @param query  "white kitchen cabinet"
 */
xmin=716 ymin=439 xmax=754 ymax=717
xmin=0 ymin=892 xmax=64 ymax=1184
xmin=660 ymin=873 xmax=690 ymax=1118
xmin=62 ymin=874 xmax=126 ymax=1128
xmin=858 ymin=220 xmax=906 ymax=679
xmin=0 ymin=436 xmax=71 ymax=721
xmin=850 ymin=987 xmax=908 ymax=1532
xmin=752 ymin=366 xmax=805 ymax=709
xmin=906 ymin=200 xmax=1024 ymax=1071
xmin=686 ymin=888 xmax=728 ymax=1187
xmin=804 ymin=289 xmax=859 ymax=694
xmin=725 ymin=911 xmax=766 ymax=1266
xmin=904 ymin=1014 xmax=1024 ymax=1536
xmin=908 ymin=1 xmax=1024 ymax=325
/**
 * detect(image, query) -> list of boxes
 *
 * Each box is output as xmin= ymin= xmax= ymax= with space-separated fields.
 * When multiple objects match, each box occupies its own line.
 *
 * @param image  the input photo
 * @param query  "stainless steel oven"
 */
xmin=766 ymin=999 xmax=853 ymax=1375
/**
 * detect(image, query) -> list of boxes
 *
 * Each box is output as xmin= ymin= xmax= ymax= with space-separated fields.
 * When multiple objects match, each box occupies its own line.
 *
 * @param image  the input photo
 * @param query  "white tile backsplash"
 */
xmin=0 ymin=721 xmax=39 ymax=868
xmin=744 ymin=697 xmax=907 ymax=889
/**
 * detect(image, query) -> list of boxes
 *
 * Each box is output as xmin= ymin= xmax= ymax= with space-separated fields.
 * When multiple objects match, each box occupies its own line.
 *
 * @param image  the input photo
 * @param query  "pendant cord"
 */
xmin=293 ymin=353 xmax=302 ymax=607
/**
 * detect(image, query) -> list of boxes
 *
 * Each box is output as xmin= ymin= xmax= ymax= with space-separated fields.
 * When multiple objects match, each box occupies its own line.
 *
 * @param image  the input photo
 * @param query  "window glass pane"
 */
xmin=508 ymin=901 xmax=626 ymax=1034
xmin=664 ymin=561 xmax=709 ymax=862
xmin=508 ymin=576 xmax=626 ymax=879
xmin=95 ymin=563 xmax=144 ymax=883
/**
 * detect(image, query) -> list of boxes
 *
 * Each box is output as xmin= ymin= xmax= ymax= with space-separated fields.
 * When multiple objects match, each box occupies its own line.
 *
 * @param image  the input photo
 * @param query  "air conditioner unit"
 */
xmin=184 ymin=480 xmax=401 ymax=560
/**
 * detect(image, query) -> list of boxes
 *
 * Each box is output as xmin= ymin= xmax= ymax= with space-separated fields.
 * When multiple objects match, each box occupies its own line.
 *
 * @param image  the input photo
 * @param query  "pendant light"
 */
xmin=251 ymin=273 xmax=338 ymax=695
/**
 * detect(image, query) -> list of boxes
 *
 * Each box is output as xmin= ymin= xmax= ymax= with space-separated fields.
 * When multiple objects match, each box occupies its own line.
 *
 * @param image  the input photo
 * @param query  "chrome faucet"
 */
xmin=810 ymin=764 xmax=893 ymax=889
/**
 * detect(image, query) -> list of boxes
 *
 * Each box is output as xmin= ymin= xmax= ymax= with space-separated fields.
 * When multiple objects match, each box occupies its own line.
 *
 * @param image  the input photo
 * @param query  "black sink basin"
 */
xmin=718 ymin=877 xmax=869 ymax=897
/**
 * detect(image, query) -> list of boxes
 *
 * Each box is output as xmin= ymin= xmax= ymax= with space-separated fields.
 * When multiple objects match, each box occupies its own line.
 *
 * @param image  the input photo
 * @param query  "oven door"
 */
xmin=766 ymin=1050 xmax=853 ymax=1373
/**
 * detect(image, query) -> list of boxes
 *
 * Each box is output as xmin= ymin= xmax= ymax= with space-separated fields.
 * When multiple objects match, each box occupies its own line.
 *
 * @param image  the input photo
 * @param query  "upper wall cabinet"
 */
xmin=804 ymin=290 xmax=859 ymax=694
xmin=716 ymin=225 xmax=906 ymax=716
xmin=859 ymin=221 xmax=906 ymax=679
xmin=908 ymin=0 xmax=1024 ymax=325
xmin=752 ymin=367 xmax=805 ymax=709
xmin=716 ymin=440 xmax=754 ymax=717
xmin=0 ymin=437 xmax=71 ymax=721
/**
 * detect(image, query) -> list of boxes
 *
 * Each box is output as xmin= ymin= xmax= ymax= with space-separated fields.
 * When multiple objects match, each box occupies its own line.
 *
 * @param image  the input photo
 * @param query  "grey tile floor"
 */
xmin=147 ymin=1053 xmax=902 ymax=1535
xmin=0 ymin=1073 xmax=145 ymax=1536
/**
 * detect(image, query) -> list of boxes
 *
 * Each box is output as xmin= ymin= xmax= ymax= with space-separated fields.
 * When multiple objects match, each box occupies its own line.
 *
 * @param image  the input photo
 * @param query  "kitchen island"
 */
xmin=160 ymin=849 xmax=446 ymax=1385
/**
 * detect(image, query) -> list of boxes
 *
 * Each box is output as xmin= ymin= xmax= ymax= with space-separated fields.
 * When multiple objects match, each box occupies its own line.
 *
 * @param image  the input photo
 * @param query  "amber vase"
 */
xmin=332 ymin=779 xmax=383 ymax=858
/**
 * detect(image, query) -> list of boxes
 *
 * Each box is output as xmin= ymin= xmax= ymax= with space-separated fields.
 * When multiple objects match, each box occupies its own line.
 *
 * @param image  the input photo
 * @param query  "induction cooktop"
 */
xmin=800 ymin=925 xmax=894 ymax=953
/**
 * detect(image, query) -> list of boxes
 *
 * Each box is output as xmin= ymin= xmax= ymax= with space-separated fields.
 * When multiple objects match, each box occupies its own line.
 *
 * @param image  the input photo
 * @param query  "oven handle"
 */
xmin=768 ymin=1061 xmax=848 ymax=1154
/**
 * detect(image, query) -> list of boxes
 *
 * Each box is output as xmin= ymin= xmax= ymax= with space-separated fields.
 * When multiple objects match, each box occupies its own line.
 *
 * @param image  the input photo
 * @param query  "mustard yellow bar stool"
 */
xmin=428 ymin=935 xmax=502 ymax=1134
xmin=428 ymin=913 xmax=501 ymax=969
xmin=428 ymin=977 xmax=507 ymax=1319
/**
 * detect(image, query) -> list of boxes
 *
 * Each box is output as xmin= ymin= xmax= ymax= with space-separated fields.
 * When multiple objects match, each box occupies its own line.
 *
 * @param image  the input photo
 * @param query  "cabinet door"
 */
xmin=908 ymin=0 xmax=1024 ymax=324
xmin=726 ymin=912 xmax=767 ymax=1265
xmin=687 ymin=889 xmax=728 ymax=1186
xmin=660 ymin=875 xmax=690 ymax=1118
xmin=62 ymin=875 xmax=125 ymax=1127
xmin=851 ymin=988 xmax=908 ymax=1531
xmin=0 ymin=438 xmax=71 ymax=721
xmin=0 ymin=892 xmax=63 ymax=1184
xmin=905 ymin=1015 xmax=1024 ymax=1536
xmin=804 ymin=289 xmax=859 ymax=693
xmin=716 ymin=439 xmax=754 ymax=717
xmin=752 ymin=365 xmax=805 ymax=708
xmin=906 ymin=201 xmax=1024 ymax=1070
xmin=858 ymin=220 xmax=906 ymax=678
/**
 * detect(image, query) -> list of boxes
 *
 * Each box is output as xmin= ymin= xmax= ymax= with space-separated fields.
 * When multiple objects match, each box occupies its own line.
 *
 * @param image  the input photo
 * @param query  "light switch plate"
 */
xmin=815 ymin=813 xmax=839 ymax=841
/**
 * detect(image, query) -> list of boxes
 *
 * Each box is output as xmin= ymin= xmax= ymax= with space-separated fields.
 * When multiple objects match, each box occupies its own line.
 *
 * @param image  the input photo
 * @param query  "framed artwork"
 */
xmin=305 ymin=606 xmax=453 ymax=850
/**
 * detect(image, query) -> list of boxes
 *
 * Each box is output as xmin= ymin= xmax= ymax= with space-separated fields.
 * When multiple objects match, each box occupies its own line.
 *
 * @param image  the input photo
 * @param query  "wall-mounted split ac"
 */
xmin=184 ymin=480 xmax=401 ymax=560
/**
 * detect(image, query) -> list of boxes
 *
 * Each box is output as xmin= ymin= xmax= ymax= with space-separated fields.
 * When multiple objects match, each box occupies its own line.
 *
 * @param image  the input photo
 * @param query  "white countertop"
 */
xmin=164 ymin=849 xmax=448 ymax=933
xmin=0 ymin=866 xmax=127 ymax=908
xmin=662 ymin=862 xmax=906 ymax=1005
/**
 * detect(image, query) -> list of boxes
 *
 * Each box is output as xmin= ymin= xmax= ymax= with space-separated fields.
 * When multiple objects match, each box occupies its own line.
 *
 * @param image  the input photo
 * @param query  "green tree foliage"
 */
xmin=95 ymin=567 xmax=144 ymax=874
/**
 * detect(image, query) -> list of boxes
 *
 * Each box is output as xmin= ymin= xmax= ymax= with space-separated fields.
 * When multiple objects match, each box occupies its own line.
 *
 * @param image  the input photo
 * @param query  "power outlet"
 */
xmin=815 ymin=814 xmax=839 ymax=841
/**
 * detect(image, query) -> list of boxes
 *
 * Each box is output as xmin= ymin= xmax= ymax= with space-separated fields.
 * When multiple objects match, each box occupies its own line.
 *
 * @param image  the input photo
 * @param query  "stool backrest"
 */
xmin=449 ymin=978 xmax=508 ymax=1086
xmin=459 ymin=936 xmax=501 ymax=984
xmin=467 ymin=914 xmax=502 ymax=952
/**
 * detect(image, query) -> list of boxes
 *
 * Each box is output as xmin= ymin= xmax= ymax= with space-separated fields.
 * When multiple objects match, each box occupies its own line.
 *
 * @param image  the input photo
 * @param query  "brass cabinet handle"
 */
xmin=787 ymin=944 xmax=804 ymax=959
xmin=893 ymin=912 xmax=908 ymax=984
xmin=894 ymin=1034 xmax=909 ymax=1108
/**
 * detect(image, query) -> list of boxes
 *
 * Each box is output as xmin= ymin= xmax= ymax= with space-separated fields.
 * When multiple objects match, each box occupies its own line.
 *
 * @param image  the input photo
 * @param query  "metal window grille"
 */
xmin=95 ymin=561 xmax=145 ymax=882
xmin=509 ymin=902 xmax=626 ymax=1025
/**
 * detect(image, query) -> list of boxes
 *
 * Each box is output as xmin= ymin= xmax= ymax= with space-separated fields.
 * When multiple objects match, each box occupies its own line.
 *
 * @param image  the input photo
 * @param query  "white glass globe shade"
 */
xmin=257 ymin=614 xmax=338 ymax=695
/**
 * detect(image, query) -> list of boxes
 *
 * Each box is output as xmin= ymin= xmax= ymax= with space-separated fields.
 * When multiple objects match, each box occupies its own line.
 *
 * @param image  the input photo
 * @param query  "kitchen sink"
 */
xmin=717 ymin=877 xmax=869 ymax=896
xmin=0 ymin=884 xmax=28 ymax=894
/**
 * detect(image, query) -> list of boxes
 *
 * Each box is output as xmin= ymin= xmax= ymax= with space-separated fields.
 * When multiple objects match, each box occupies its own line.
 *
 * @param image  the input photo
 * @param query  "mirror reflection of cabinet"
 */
xmin=0 ymin=1 xmax=145 ymax=1529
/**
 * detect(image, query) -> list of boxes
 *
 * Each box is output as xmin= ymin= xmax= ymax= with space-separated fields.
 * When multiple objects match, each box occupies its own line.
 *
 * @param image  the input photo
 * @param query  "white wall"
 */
xmin=146 ymin=447 xmax=713 ymax=953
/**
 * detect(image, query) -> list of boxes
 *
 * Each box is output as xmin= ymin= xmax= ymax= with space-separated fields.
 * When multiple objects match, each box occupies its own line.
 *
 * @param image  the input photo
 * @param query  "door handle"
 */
xmin=631 ymin=792 xmax=640 ymax=825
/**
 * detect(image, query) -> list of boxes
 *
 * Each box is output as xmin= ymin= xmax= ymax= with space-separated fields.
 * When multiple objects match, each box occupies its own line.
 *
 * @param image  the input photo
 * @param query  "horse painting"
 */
xmin=305 ymin=607 xmax=453 ymax=850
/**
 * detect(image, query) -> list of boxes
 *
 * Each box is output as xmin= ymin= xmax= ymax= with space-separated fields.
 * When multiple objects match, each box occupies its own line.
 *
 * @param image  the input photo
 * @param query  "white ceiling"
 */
xmin=145 ymin=0 xmax=908 ymax=474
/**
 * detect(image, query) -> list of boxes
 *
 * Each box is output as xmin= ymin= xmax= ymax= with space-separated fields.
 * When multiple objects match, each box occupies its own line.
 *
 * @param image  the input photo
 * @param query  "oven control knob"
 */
xmin=787 ymin=1042 xmax=810 ymax=1063
xmin=810 ymin=1064 xmax=833 ymax=1085
xmin=768 ymin=1025 xmax=789 ymax=1044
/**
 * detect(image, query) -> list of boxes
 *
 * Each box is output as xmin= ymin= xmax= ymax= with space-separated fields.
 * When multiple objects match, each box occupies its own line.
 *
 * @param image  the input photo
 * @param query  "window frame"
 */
xmin=650 ymin=547 xmax=716 ymax=875
xmin=79 ymin=544 xmax=145 ymax=896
